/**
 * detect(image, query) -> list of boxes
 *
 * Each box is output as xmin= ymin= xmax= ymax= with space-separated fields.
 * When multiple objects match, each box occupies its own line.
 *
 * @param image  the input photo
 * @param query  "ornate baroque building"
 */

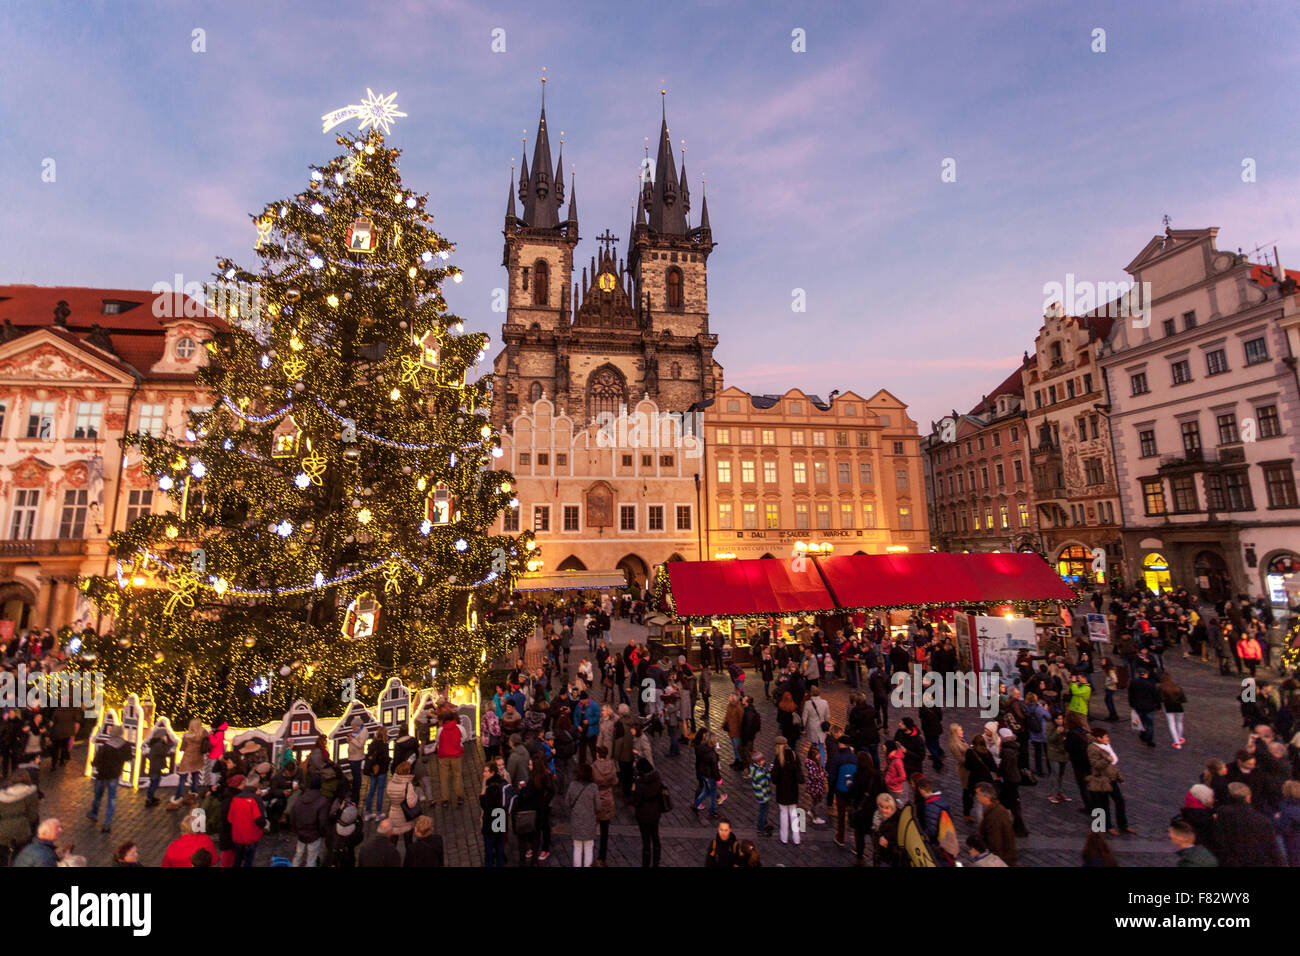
xmin=491 ymin=96 xmax=722 ymax=431
xmin=0 ymin=286 xmax=221 ymax=632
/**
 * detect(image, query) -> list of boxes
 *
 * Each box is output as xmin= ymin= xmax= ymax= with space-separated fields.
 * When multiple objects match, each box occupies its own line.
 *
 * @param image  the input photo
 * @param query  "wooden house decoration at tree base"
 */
xmin=329 ymin=699 xmax=382 ymax=764
xmin=146 ymin=716 xmax=182 ymax=786
xmin=271 ymin=699 xmax=322 ymax=765
xmin=377 ymin=677 xmax=410 ymax=741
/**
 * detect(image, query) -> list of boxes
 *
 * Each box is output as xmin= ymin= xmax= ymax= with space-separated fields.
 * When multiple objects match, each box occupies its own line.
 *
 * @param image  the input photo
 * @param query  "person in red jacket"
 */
xmin=436 ymin=713 xmax=465 ymax=808
xmin=161 ymin=810 xmax=218 ymax=867
xmin=225 ymin=775 xmax=267 ymax=867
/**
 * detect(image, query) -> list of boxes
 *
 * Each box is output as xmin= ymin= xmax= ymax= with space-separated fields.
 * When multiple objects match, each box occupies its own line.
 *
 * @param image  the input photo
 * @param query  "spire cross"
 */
xmin=596 ymin=229 xmax=619 ymax=249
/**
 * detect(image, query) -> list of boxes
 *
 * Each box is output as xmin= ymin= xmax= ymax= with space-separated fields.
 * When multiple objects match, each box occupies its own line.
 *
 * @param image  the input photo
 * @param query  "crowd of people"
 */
xmin=0 ymin=581 xmax=1297 ymax=867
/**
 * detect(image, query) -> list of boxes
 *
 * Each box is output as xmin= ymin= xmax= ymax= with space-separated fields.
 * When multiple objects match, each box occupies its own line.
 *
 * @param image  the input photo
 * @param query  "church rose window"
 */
xmin=588 ymin=367 xmax=625 ymax=420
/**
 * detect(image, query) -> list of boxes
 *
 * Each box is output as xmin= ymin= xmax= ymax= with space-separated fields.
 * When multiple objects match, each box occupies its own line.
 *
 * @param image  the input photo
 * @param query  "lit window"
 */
xmin=138 ymin=404 xmax=166 ymax=438
xmin=675 ymin=506 xmax=692 ymax=531
xmin=715 ymin=427 xmax=730 ymax=444
xmin=718 ymin=502 xmax=733 ymax=529
xmin=765 ymin=504 xmax=780 ymax=529
xmin=717 ymin=460 xmax=732 ymax=483
xmin=791 ymin=430 xmax=805 ymax=445
xmin=741 ymin=460 xmax=756 ymax=483
xmin=817 ymin=503 xmax=831 ymax=529
xmin=795 ymin=503 xmax=809 ymax=529
xmin=899 ymin=506 xmax=912 ymax=530
xmin=740 ymin=429 xmax=755 ymax=445
xmin=793 ymin=461 xmax=807 ymax=484
xmin=763 ymin=460 xmax=778 ymax=484
xmin=742 ymin=503 xmax=757 ymax=529
xmin=813 ymin=462 xmax=829 ymax=484
xmin=841 ymin=503 xmax=854 ymax=529
xmin=761 ymin=429 xmax=776 ymax=445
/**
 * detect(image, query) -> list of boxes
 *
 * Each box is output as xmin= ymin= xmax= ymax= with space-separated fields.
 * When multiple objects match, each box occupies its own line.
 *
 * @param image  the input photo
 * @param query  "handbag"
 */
xmin=401 ymin=783 xmax=421 ymax=821
xmin=514 ymin=809 xmax=538 ymax=834
xmin=1129 ymin=711 xmax=1142 ymax=730
xmin=659 ymin=786 xmax=673 ymax=813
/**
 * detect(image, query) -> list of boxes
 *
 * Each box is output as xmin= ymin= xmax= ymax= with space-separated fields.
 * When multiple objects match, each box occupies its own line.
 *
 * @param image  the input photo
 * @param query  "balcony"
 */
xmin=0 ymin=539 xmax=90 ymax=559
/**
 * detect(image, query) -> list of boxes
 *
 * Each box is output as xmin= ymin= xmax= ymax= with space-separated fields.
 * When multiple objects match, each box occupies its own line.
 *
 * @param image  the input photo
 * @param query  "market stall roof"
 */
xmin=814 ymin=552 xmax=1076 ymax=609
xmin=661 ymin=557 xmax=837 ymax=621
xmin=655 ymin=552 xmax=1075 ymax=622
xmin=514 ymin=569 xmax=627 ymax=591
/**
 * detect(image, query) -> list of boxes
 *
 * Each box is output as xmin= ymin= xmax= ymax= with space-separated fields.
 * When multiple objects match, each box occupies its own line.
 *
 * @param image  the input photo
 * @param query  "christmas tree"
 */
xmin=77 ymin=98 xmax=535 ymax=724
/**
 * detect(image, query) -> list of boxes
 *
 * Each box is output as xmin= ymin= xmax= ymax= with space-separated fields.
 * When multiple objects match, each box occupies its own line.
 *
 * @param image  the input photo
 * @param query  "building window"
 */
xmin=718 ymin=502 xmax=733 ymax=529
xmin=648 ymin=505 xmax=665 ymax=531
xmin=992 ymin=432 xmax=1001 ymax=448
xmin=1138 ymin=430 xmax=1157 ymax=458
xmin=741 ymin=460 xmax=756 ymax=483
xmin=899 ymin=506 xmax=913 ymax=530
xmin=742 ymin=503 xmax=758 ymax=529
xmin=1000 ymin=505 xmax=1009 ymax=529
xmin=856 ymin=432 xmax=870 ymax=447
xmin=556 ymin=453 xmax=567 ymax=468
xmin=10 ymin=489 xmax=40 ymax=540
xmin=790 ymin=401 xmax=802 ymax=414
xmin=641 ymin=454 xmax=653 ymax=467
xmin=675 ymin=506 xmax=691 ymax=531
xmin=138 ymin=403 xmax=166 ymax=438
xmin=1171 ymin=359 xmax=1192 ymax=385
xmin=1013 ymin=459 xmax=1024 ymax=483
xmin=761 ymin=429 xmax=776 ymax=445
xmin=528 ymin=381 xmax=544 ymax=402
xmin=58 ymin=489 xmax=88 ymax=539
xmin=841 ymin=503 xmax=854 ymax=529
xmin=1084 ymin=458 xmax=1105 ymax=485
xmin=621 ymin=454 xmax=633 ymax=468
xmin=1205 ymin=349 xmax=1228 ymax=376
xmin=892 ymin=441 xmax=905 ymax=455
xmin=844 ymin=403 xmax=857 ymax=416
xmin=503 ymin=503 xmax=520 ymax=532
xmin=175 ymin=337 xmax=196 ymax=359
xmin=533 ymin=260 xmax=549 ymax=306
xmin=791 ymin=430 xmax=805 ymax=445
xmin=795 ymin=503 xmax=809 ymax=529
xmin=763 ymin=460 xmax=778 ymax=484
xmin=660 ymin=454 xmax=674 ymax=468
xmin=1048 ymin=385 xmax=1057 ymax=404
xmin=793 ymin=462 xmax=807 ymax=484
xmin=980 ymin=467 xmax=989 ymax=489
xmin=666 ymin=268 xmax=683 ymax=308
xmin=537 ymin=453 xmax=550 ymax=466
xmin=620 ymin=505 xmax=636 ymax=531
xmin=1263 ymin=463 xmax=1298 ymax=508
xmin=978 ymin=437 xmax=986 ymax=452
xmin=812 ymin=431 xmax=826 ymax=447
xmin=1162 ymin=318 xmax=1176 ymax=337
xmin=562 ymin=505 xmax=580 ymax=531
xmin=765 ymin=503 xmax=780 ymax=529
xmin=1182 ymin=310 xmax=1197 ymax=330
xmin=1216 ymin=412 xmax=1239 ymax=445
xmin=960 ymin=511 xmax=968 ymax=532
xmin=995 ymin=462 xmax=1005 ymax=486
xmin=587 ymin=366 xmax=626 ymax=422
xmin=518 ymin=453 xmax=531 ymax=467
xmin=738 ymin=428 xmax=754 ymax=445
xmin=1084 ymin=373 xmax=1093 ymax=393
xmin=716 ymin=460 xmax=731 ymax=483
xmin=715 ymin=427 xmax=730 ymax=444
xmin=813 ymin=462 xmax=829 ymax=484
xmin=837 ymin=462 xmax=851 ymax=485
xmin=26 ymin=400 xmax=56 ymax=440
xmin=859 ymin=463 xmax=873 ymax=485
xmin=1011 ymin=426 xmax=1020 ymax=443
xmin=1223 ymin=471 xmax=1253 ymax=510
xmin=125 ymin=489 xmax=153 ymax=525
xmin=1257 ymin=405 xmax=1281 ymax=438
xmin=1129 ymin=373 xmax=1149 ymax=396
xmin=532 ymin=506 xmax=550 ymax=532
xmin=1035 ymin=392 xmax=1043 ymax=410
xmin=835 ymin=431 xmax=848 ymax=446
xmin=1066 ymin=379 xmax=1076 ymax=399
xmin=1181 ymin=421 xmax=1201 ymax=456
xmin=816 ymin=503 xmax=831 ymax=529
xmin=1243 ymin=337 xmax=1269 ymax=366
xmin=1142 ymin=479 xmax=1167 ymax=516
xmin=1018 ymin=503 xmax=1029 ymax=527
xmin=957 ymin=473 xmax=964 ymax=493
xmin=1170 ymin=475 xmax=1198 ymax=513
xmin=727 ymin=399 xmax=741 ymax=413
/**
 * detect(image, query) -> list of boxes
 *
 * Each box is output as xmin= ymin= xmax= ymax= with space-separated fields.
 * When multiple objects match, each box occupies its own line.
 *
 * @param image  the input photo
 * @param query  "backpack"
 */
xmin=835 ymin=760 xmax=857 ymax=794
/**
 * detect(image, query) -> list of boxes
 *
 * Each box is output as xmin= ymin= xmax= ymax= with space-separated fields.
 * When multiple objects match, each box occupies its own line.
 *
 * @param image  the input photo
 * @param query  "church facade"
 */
xmin=491 ymin=96 xmax=723 ymax=431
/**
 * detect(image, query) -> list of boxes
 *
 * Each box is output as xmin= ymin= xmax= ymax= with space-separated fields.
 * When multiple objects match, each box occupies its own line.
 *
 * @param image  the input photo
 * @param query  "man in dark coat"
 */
xmin=1211 ymin=783 xmax=1285 ymax=866
xmin=738 ymin=696 xmax=761 ymax=768
xmin=975 ymin=783 xmax=1018 ymax=866
xmin=358 ymin=819 xmax=402 ymax=866
xmin=1127 ymin=668 xmax=1160 ymax=747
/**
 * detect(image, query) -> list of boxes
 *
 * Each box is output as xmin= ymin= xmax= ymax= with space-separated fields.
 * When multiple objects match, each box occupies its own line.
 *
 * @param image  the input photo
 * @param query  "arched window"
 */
xmin=669 ymin=362 xmax=681 ymax=379
xmin=533 ymin=260 xmax=549 ymax=306
xmin=587 ymin=365 xmax=626 ymax=421
xmin=528 ymin=381 xmax=543 ymax=402
xmin=666 ymin=268 xmax=683 ymax=308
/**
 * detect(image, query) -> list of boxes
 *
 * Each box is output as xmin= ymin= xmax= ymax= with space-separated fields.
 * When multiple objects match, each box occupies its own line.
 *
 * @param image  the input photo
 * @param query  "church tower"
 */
xmin=493 ymin=88 xmax=722 ymax=431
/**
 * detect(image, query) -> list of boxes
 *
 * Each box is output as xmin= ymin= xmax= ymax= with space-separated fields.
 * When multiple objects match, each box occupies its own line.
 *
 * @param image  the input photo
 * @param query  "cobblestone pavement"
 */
xmin=25 ymin=621 xmax=1266 ymax=867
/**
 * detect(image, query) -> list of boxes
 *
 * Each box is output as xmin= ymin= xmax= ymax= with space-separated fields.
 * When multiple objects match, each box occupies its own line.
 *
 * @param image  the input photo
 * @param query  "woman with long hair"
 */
xmin=946 ymin=723 xmax=972 ymax=819
xmin=530 ymin=754 xmax=557 ymax=863
xmin=1158 ymin=671 xmax=1187 ymax=749
xmin=772 ymin=736 xmax=804 ymax=846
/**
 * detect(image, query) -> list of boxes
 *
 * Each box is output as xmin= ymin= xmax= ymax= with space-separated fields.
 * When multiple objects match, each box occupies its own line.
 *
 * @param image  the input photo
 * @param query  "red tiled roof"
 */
xmin=0 ymin=284 xmax=225 ymax=379
xmin=1248 ymin=263 xmax=1300 ymax=288
xmin=966 ymin=365 xmax=1026 ymax=417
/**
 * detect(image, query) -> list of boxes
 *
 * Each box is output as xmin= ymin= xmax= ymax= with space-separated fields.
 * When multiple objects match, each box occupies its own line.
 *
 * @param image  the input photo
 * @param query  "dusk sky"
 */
xmin=4 ymin=0 xmax=1298 ymax=428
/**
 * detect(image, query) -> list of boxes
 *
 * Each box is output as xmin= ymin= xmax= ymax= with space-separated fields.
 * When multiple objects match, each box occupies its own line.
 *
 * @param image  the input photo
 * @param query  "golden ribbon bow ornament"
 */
xmin=383 ymin=559 xmax=403 ymax=596
xmin=164 ymin=570 xmax=201 ymax=616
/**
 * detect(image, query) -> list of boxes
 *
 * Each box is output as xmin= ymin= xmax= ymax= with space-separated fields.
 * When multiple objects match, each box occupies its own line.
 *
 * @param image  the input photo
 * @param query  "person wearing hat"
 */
xmin=329 ymin=800 xmax=362 ymax=867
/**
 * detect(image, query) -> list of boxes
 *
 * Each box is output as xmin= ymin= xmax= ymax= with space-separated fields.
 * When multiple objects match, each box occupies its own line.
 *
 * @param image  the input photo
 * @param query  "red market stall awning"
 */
xmin=661 ymin=557 xmax=836 ymax=621
xmin=814 ymin=552 xmax=1076 ymax=610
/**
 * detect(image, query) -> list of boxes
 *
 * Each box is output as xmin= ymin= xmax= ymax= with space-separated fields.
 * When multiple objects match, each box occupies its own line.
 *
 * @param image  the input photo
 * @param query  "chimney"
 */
xmin=53 ymin=300 xmax=71 ymax=326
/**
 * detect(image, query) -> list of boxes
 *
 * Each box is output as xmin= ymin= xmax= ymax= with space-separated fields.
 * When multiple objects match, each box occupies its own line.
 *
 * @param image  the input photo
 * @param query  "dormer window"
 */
xmin=102 ymin=303 xmax=121 ymax=315
xmin=175 ymin=337 xmax=196 ymax=359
